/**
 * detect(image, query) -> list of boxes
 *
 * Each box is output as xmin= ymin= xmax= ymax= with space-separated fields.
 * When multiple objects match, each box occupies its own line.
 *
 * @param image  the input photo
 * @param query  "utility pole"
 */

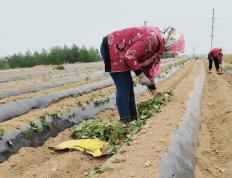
xmin=144 ymin=21 xmax=148 ymax=26
xmin=210 ymin=9 xmax=215 ymax=49
xmin=193 ymin=45 xmax=195 ymax=58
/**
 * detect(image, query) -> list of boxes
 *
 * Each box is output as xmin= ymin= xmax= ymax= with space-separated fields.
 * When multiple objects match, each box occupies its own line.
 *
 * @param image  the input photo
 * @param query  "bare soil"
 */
xmin=195 ymin=65 xmax=232 ymax=178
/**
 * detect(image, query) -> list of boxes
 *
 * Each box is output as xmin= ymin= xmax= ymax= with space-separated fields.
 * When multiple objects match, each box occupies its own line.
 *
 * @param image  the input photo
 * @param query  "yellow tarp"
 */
xmin=49 ymin=139 xmax=108 ymax=157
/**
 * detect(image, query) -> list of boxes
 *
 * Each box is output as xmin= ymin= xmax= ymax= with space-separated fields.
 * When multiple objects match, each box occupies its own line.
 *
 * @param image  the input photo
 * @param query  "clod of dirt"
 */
xmin=129 ymin=172 xmax=136 ymax=177
xmin=159 ymin=138 xmax=165 ymax=143
xmin=144 ymin=160 xmax=151 ymax=167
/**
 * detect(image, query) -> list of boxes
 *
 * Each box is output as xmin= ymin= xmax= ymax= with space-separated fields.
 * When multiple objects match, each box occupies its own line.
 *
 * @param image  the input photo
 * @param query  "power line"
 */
xmin=210 ymin=9 xmax=215 ymax=49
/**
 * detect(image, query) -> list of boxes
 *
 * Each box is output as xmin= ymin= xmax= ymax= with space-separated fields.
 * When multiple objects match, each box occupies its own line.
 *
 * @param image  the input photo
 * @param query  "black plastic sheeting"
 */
xmin=0 ymin=62 xmax=186 ymax=163
xmin=159 ymin=66 xmax=206 ymax=178
xmin=0 ymin=79 xmax=114 ymax=122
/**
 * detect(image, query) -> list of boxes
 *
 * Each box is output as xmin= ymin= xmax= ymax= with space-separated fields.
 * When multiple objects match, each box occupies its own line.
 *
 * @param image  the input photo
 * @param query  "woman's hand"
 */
xmin=150 ymin=90 xmax=161 ymax=96
xmin=138 ymin=73 xmax=151 ymax=85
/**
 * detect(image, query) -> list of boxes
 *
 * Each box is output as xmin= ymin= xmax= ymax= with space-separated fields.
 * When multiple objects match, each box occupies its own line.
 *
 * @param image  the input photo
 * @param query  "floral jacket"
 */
xmin=107 ymin=26 xmax=164 ymax=80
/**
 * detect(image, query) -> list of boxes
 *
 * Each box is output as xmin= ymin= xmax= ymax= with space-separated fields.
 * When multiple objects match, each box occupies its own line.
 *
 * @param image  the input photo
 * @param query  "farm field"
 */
xmin=223 ymin=54 xmax=232 ymax=64
xmin=0 ymin=58 xmax=231 ymax=178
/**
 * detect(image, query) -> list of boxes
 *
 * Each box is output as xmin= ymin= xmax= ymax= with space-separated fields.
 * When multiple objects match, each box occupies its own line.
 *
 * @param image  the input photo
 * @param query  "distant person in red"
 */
xmin=208 ymin=48 xmax=223 ymax=74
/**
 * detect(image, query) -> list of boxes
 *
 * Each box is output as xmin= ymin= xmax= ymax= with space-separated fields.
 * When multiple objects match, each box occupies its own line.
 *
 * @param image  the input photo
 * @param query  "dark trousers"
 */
xmin=110 ymin=71 xmax=138 ymax=123
xmin=100 ymin=39 xmax=137 ymax=123
xmin=209 ymin=57 xmax=219 ymax=71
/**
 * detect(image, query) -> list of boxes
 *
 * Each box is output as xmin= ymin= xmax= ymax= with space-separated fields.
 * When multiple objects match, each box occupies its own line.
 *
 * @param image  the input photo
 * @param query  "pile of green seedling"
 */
xmin=72 ymin=119 xmax=128 ymax=148
xmin=72 ymin=91 xmax=172 ymax=155
xmin=130 ymin=91 xmax=172 ymax=134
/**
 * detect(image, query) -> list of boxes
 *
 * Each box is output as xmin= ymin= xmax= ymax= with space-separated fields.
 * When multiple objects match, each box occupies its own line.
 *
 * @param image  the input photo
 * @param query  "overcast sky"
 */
xmin=0 ymin=0 xmax=231 ymax=57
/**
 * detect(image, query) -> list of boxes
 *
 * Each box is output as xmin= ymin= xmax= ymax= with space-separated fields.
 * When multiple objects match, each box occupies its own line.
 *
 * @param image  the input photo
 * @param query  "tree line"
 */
xmin=0 ymin=44 xmax=101 ymax=69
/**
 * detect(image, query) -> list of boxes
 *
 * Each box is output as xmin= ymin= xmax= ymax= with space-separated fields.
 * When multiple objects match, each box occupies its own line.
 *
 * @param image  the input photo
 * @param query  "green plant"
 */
xmin=25 ymin=121 xmax=43 ymax=138
xmin=160 ymin=59 xmax=187 ymax=74
xmin=49 ymin=110 xmax=62 ymax=119
xmin=85 ymin=166 xmax=112 ymax=178
xmin=224 ymin=66 xmax=232 ymax=72
xmin=85 ymin=76 xmax=90 ymax=81
xmin=54 ymin=64 xmax=65 ymax=70
xmin=40 ymin=116 xmax=52 ymax=130
xmin=111 ymin=158 xmax=123 ymax=164
xmin=93 ymin=95 xmax=110 ymax=107
xmin=76 ymin=100 xmax=83 ymax=107
xmin=0 ymin=128 xmax=4 ymax=138
xmin=130 ymin=91 xmax=172 ymax=134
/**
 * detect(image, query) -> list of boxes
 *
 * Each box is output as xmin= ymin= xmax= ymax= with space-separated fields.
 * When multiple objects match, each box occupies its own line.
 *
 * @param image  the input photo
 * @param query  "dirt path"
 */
xmin=195 ymin=67 xmax=232 ymax=178
xmin=0 ymin=60 xmax=194 ymax=178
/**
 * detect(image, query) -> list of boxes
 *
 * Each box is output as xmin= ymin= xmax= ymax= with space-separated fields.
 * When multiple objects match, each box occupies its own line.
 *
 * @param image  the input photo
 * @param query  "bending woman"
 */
xmin=100 ymin=26 xmax=183 ymax=124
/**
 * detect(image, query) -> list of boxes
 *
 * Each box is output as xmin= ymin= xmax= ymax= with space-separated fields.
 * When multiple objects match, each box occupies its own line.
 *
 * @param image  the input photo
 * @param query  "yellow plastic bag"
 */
xmin=49 ymin=139 xmax=108 ymax=157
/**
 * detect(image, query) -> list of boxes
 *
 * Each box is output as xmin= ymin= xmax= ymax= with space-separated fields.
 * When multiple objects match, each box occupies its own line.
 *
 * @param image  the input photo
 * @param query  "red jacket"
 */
xmin=209 ymin=48 xmax=223 ymax=58
xmin=107 ymin=26 xmax=164 ymax=80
